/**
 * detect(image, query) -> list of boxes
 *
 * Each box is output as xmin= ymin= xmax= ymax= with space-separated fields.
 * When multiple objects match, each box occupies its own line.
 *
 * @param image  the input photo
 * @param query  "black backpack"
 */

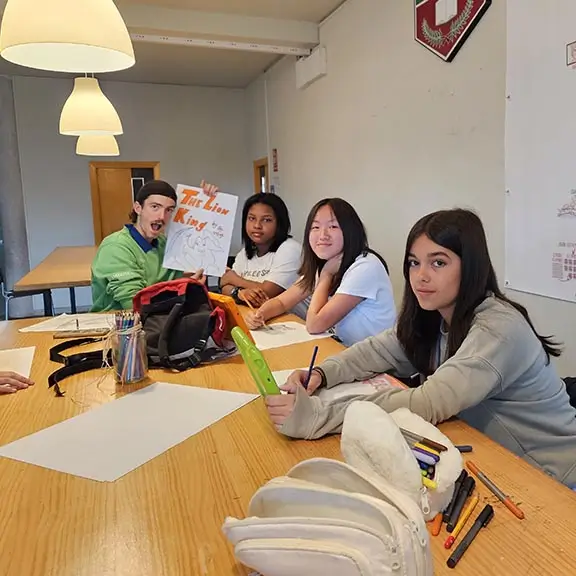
xmin=133 ymin=278 xmax=229 ymax=370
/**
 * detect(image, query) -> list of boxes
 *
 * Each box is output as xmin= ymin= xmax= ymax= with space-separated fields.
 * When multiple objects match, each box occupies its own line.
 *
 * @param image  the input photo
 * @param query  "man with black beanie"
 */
xmin=90 ymin=179 xmax=218 ymax=311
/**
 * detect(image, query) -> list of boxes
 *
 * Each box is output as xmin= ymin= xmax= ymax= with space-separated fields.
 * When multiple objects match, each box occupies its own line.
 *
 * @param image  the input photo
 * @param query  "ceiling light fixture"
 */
xmin=0 ymin=0 xmax=135 ymax=73
xmin=60 ymin=77 xmax=123 ymax=136
xmin=76 ymin=134 xmax=120 ymax=157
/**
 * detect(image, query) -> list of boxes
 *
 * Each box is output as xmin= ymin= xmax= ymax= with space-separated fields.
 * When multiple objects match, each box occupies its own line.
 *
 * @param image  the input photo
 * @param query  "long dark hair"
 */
xmin=396 ymin=208 xmax=561 ymax=376
xmin=241 ymin=193 xmax=291 ymax=259
xmin=298 ymin=198 xmax=389 ymax=295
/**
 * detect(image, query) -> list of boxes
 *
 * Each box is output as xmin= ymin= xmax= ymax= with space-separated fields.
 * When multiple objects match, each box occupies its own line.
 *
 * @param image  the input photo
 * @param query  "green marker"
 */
xmin=231 ymin=327 xmax=281 ymax=396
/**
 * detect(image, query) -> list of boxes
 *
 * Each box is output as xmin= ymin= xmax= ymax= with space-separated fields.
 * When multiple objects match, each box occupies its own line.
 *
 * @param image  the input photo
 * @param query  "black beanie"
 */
xmin=135 ymin=180 xmax=177 ymax=205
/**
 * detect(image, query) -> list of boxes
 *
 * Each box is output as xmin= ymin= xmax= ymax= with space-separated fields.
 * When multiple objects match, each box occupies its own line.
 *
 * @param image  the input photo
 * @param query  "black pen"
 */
xmin=443 ymin=469 xmax=468 ymax=523
xmin=447 ymin=504 xmax=494 ymax=569
xmin=447 ymin=476 xmax=475 ymax=532
xmin=303 ymin=345 xmax=319 ymax=390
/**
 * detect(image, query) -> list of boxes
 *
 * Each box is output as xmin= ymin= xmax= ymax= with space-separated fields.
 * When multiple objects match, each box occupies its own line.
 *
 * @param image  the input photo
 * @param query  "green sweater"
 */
xmin=91 ymin=227 xmax=181 ymax=312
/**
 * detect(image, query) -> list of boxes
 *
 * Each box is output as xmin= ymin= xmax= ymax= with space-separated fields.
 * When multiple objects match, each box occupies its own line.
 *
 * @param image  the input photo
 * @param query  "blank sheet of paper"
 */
xmin=0 ymin=383 xmax=257 ymax=482
xmin=251 ymin=322 xmax=330 ymax=351
xmin=20 ymin=313 xmax=114 ymax=333
xmin=0 ymin=347 xmax=35 ymax=378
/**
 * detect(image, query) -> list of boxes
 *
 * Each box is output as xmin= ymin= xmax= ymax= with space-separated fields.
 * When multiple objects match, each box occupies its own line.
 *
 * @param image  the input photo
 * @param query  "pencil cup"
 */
xmin=112 ymin=327 xmax=148 ymax=385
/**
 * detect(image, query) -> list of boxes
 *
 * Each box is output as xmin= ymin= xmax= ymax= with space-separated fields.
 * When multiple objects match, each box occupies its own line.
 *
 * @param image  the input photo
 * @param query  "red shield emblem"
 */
xmin=414 ymin=0 xmax=491 ymax=62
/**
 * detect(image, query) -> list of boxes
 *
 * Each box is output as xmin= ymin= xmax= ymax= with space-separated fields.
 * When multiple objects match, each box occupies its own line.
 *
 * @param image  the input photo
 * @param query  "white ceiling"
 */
xmin=0 ymin=0 xmax=346 ymax=88
xmin=117 ymin=0 xmax=345 ymax=22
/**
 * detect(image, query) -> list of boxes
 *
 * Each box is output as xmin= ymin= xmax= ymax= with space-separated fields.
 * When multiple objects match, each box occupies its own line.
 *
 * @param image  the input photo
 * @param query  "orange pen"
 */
xmin=466 ymin=461 xmax=524 ymax=520
xmin=430 ymin=513 xmax=443 ymax=536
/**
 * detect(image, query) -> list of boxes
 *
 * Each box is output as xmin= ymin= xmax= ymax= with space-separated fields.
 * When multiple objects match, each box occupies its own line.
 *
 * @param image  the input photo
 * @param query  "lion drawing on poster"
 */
xmin=166 ymin=228 xmax=224 ymax=272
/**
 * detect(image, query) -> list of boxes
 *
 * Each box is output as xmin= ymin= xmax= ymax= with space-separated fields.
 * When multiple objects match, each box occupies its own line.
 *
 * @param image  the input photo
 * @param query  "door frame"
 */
xmin=89 ymin=161 xmax=160 ymax=244
xmin=253 ymin=157 xmax=268 ymax=194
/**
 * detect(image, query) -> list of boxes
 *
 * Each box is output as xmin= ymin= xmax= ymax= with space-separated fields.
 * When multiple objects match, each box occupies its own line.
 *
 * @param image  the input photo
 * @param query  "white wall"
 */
xmin=13 ymin=77 xmax=251 ymax=310
xmin=244 ymin=77 xmax=269 ymax=163
xmin=246 ymin=0 xmax=576 ymax=375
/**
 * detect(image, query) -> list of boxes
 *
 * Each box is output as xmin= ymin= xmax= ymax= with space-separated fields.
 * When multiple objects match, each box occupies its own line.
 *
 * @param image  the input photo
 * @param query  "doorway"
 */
xmin=89 ymin=161 xmax=160 ymax=244
xmin=253 ymin=158 xmax=269 ymax=194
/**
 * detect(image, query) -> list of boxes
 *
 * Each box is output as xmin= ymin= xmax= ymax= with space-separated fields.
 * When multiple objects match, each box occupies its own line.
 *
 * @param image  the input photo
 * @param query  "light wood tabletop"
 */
xmin=0 ymin=315 xmax=575 ymax=575
xmin=14 ymin=246 xmax=97 ymax=292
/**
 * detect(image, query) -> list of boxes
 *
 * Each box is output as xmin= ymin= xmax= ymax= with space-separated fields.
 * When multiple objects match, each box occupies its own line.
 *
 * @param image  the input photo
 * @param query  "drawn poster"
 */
xmin=163 ymin=185 xmax=238 ymax=277
xmin=505 ymin=0 xmax=576 ymax=302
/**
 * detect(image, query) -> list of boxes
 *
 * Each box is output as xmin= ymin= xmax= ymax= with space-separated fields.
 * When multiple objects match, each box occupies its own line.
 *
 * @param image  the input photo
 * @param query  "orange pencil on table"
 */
xmin=431 ymin=513 xmax=443 ymax=536
xmin=466 ymin=461 xmax=525 ymax=520
xmin=444 ymin=492 xmax=479 ymax=549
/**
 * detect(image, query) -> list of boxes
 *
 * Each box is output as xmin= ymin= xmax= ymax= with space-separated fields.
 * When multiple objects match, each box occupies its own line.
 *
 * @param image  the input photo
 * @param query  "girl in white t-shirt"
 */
xmin=221 ymin=194 xmax=302 ymax=308
xmin=246 ymin=198 xmax=397 ymax=346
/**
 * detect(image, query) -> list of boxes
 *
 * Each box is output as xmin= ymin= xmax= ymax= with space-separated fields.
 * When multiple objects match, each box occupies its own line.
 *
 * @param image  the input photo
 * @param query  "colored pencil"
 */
xmin=466 ymin=461 xmax=524 ymax=520
xmin=400 ymin=428 xmax=447 ymax=452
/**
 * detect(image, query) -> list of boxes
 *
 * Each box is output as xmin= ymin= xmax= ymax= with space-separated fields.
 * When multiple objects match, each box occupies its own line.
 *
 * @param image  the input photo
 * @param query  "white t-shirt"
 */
xmin=332 ymin=253 xmax=396 ymax=347
xmin=232 ymin=238 xmax=302 ymax=290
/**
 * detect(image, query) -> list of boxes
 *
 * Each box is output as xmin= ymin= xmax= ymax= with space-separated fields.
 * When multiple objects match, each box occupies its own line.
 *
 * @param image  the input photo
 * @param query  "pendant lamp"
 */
xmin=76 ymin=135 xmax=119 ymax=156
xmin=0 ymin=0 xmax=135 ymax=73
xmin=60 ymin=77 xmax=123 ymax=136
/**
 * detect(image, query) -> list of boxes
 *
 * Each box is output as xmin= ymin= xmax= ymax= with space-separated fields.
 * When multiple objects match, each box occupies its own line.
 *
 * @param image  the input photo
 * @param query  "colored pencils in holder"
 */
xmin=114 ymin=311 xmax=146 ymax=384
xmin=401 ymin=428 xmax=446 ymax=489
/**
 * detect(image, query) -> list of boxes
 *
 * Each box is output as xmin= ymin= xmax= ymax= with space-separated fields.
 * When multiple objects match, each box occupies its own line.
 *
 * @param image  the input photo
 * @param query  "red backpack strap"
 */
xmin=210 ymin=307 xmax=226 ymax=347
xmin=133 ymin=278 xmax=212 ymax=312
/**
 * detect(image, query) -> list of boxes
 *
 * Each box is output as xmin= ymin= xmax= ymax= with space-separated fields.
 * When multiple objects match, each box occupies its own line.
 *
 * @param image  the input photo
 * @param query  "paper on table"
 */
xmin=251 ymin=322 xmax=331 ymax=351
xmin=0 ymin=383 xmax=257 ymax=482
xmin=20 ymin=313 xmax=114 ymax=333
xmin=0 ymin=347 xmax=35 ymax=378
xmin=272 ymin=369 xmax=406 ymax=402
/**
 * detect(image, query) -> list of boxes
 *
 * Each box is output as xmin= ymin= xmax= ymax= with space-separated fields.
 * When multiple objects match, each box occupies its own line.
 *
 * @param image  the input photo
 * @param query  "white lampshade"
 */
xmin=76 ymin=135 xmax=119 ymax=156
xmin=60 ymin=77 xmax=123 ymax=136
xmin=0 ymin=0 xmax=135 ymax=73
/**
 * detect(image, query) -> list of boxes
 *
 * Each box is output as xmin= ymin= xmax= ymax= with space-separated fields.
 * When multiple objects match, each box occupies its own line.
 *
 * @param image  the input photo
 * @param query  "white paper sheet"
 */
xmin=0 ymin=347 xmax=35 ymax=378
xmin=19 ymin=313 xmax=114 ymax=333
xmin=271 ymin=369 xmax=406 ymax=402
xmin=251 ymin=322 xmax=331 ymax=351
xmin=163 ymin=184 xmax=238 ymax=277
xmin=0 ymin=383 xmax=257 ymax=482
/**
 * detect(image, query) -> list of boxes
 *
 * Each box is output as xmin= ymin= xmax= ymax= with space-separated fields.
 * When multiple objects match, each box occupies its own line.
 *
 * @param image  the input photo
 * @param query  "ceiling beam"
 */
xmin=120 ymin=4 xmax=319 ymax=49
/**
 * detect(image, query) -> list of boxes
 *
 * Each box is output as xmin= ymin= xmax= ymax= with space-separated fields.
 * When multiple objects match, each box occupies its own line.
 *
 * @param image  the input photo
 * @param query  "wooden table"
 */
xmin=0 ymin=317 xmax=575 ymax=575
xmin=13 ymin=246 xmax=97 ymax=316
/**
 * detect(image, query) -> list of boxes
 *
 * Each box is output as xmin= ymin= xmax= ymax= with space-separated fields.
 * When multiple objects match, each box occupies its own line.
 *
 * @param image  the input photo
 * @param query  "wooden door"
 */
xmin=89 ymin=162 xmax=160 ymax=244
xmin=253 ymin=158 xmax=269 ymax=194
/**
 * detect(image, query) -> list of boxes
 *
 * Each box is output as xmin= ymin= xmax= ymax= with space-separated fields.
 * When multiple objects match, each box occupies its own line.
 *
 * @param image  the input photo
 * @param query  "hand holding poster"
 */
xmin=163 ymin=184 xmax=238 ymax=277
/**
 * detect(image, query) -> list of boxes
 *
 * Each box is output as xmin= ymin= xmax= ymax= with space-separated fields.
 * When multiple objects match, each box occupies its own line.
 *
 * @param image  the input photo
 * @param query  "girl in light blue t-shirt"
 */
xmin=246 ymin=198 xmax=396 ymax=346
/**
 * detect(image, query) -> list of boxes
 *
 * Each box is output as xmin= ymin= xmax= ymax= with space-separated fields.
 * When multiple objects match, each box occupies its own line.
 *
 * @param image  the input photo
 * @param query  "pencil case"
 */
xmin=341 ymin=402 xmax=463 ymax=520
xmin=223 ymin=458 xmax=433 ymax=576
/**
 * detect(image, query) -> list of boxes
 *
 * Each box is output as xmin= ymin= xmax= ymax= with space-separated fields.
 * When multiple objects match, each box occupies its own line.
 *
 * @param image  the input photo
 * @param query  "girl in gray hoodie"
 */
xmin=266 ymin=209 xmax=576 ymax=486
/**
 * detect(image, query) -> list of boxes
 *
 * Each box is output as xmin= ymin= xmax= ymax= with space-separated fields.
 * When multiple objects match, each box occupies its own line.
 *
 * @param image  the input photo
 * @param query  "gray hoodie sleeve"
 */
xmin=280 ymin=323 xmax=505 ymax=440
xmin=319 ymin=328 xmax=417 ymax=388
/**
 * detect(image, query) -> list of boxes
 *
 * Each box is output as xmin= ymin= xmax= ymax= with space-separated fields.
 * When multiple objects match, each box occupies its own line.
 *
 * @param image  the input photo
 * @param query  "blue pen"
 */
xmin=303 ymin=345 xmax=319 ymax=389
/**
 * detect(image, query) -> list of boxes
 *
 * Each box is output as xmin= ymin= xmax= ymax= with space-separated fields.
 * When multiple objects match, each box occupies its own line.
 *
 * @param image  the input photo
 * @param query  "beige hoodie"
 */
xmin=279 ymin=296 xmax=576 ymax=486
